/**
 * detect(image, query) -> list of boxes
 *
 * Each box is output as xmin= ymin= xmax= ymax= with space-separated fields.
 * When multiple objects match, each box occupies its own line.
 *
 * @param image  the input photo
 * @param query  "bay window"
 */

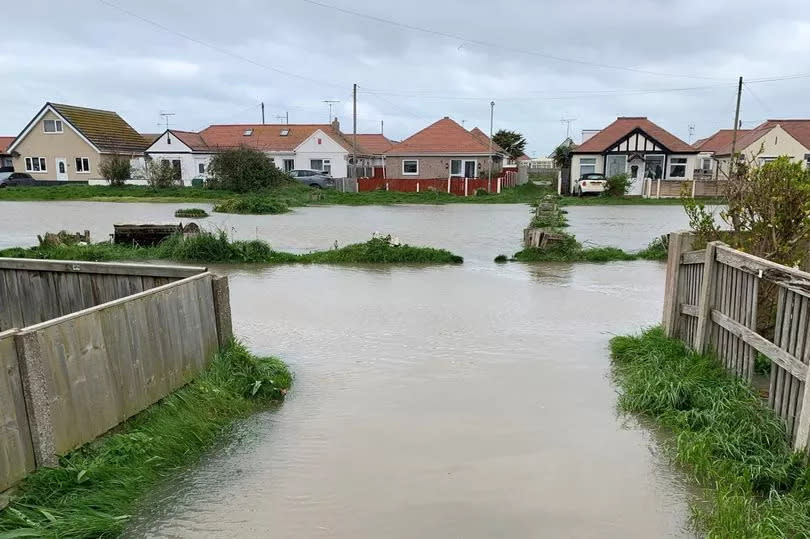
xmin=668 ymin=157 xmax=687 ymax=178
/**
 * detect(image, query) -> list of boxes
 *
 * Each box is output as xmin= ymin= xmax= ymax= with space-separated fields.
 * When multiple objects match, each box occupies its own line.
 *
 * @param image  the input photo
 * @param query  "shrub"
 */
xmin=603 ymin=173 xmax=631 ymax=197
xmin=206 ymin=146 xmax=290 ymax=193
xmin=636 ymin=235 xmax=669 ymax=260
xmin=99 ymin=154 xmax=131 ymax=186
xmin=145 ymin=160 xmax=181 ymax=188
xmin=494 ymin=254 xmax=508 ymax=263
xmin=213 ymin=197 xmax=290 ymax=215
xmin=174 ymin=208 xmax=209 ymax=218
xmin=474 ymin=187 xmax=489 ymax=196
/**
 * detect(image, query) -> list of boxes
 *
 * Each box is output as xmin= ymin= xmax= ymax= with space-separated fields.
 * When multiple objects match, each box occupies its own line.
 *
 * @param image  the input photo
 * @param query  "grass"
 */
xmin=0 ymin=231 xmax=463 ymax=265
xmin=610 ymin=328 xmax=810 ymax=537
xmin=174 ymin=208 xmax=209 ymax=218
xmin=512 ymin=234 xmax=668 ymax=263
xmin=0 ymin=341 xmax=292 ymax=538
xmin=213 ymin=197 xmax=290 ymax=215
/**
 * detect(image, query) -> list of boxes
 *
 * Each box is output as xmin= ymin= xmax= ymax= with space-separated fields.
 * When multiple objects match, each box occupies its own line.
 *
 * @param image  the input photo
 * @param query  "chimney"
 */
xmin=332 ymin=117 xmax=340 ymax=132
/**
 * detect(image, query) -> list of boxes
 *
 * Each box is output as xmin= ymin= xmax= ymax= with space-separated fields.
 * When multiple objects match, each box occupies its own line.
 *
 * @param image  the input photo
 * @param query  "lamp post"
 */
xmin=488 ymin=101 xmax=494 ymax=192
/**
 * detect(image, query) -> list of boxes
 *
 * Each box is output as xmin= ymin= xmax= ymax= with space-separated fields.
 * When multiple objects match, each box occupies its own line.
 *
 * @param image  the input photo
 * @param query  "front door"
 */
xmin=464 ymin=160 xmax=476 ymax=178
xmin=55 ymin=158 xmax=68 ymax=181
xmin=627 ymin=159 xmax=644 ymax=196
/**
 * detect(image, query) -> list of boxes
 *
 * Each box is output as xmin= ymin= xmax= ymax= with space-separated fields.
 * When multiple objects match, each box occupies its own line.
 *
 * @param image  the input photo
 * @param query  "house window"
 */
xmin=43 ymin=119 xmax=63 ymax=133
xmin=75 ymin=157 xmax=90 ymax=173
xmin=402 ymin=160 xmax=419 ymax=175
xmin=24 ymin=157 xmax=47 ymax=172
xmin=310 ymin=159 xmax=323 ymax=171
xmin=280 ymin=129 xmax=290 ymax=136
xmin=645 ymin=155 xmax=664 ymax=179
xmin=701 ymin=157 xmax=712 ymax=171
xmin=804 ymin=154 xmax=810 ymax=168
xmin=579 ymin=157 xmax=596 ymax=176
xmin=1 ymin=157 xmax=12 ymax=168
xmin=759 ymin=156 xmax=777 ymax=166
xmin=322 ymin=159 xmax=331 ymax=174
xmin=198 ymin=163 xmax=205 ymax=174
xmin=243 ymin=129 xmax=253 ymax=136
xmin=669 ymin=157 xmax=687 ymax=178
xmin=450 ymin=159 xmax=462 ymax=176
xmin=283 ymin=159 xmax=294 ymax=172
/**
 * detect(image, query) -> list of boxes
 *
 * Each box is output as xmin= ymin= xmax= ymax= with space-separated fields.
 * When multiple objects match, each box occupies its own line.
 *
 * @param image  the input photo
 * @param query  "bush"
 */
xmin=174 ymin=208 xmax=209 ymax=218
xmin=213 ymin=197 xmax=290 ymax=215
xmin=206 ymin=146 xmax=290 ymax=193
xmin=494 ymin=254 xmax=508 ymax=263
xmin=99 ymin=154 xmax=131 ymax=186
xmin=145 ymin=160 xmax=181 ymax=188
xmin=603 ymin=173 xmax=631 ymax=197
xmin=474 ymin=187 xmax=489 ymax=196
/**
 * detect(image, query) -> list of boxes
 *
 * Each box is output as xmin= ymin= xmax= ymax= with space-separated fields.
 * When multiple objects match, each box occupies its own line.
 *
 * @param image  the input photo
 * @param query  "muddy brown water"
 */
xmin=1 ymin=202 xmax=698 ymax=537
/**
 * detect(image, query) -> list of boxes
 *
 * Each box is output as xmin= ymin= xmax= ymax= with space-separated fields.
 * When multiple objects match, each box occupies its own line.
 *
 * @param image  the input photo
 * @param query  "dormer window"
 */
xmin=280 ymin=129 xmax=290 ymax=136
xmin=43 ymin=119 xmax=63 ymax=133
xmin=243 ymin=129 xmax=253 ymax=136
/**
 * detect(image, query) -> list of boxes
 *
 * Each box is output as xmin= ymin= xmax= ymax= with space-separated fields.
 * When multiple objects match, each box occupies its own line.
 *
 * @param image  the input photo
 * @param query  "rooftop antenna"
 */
xmin=688 ymin=123 xmax=695 ymax=143
xmin=274 ymin=114 xmax=289 ymax=125
xmin=323 ymin=100 xmax=340 ymax=124
xmin=560 ymin=116 xmax=576 ymax=139
xmin=159 ymin=111 xmax=175 ymax=131
xmin=461 ymin=120 xmax=466 ymax=128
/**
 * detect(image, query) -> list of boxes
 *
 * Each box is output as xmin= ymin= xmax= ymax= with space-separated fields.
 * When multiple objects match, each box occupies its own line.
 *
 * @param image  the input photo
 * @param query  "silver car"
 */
xmin=289 ymin=169 xmax=334 ymax=189
xmin=0 ymin=172 xmax=36 ymax=187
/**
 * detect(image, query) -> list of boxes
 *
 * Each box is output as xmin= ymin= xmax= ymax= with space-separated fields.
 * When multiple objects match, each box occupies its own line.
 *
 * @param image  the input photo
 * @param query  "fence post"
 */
xmin=416 ymin=181 xmax=420 ymax=193
xmin=464 ymin=178 xmax=468 ymax=197
xmin=497 ymin=177 xmax=502 ymax=193
xmin=691 ymin=178 xmax=697 ymax=198
xmin=795 ymin=368 xmax=810 ymax=452
xmin=656 ymin=178 xmax=661 ymax=198
xmin=694 ymin=242 xmax=720 ymax=353
xmin=662 ymin=232 xmax=694 ymax=337
xmin=14 ymin=331 xmax=57 ymax=468
xmin=211 ymin=275 xmax=233 ymax=349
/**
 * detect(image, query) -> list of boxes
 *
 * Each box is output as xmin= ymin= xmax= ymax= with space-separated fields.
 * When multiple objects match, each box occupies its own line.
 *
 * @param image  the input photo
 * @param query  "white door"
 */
xmin=628 ymin=159 xmax=644 ymax=196
xmin=55 ymin=158 xmax=68 ymax=181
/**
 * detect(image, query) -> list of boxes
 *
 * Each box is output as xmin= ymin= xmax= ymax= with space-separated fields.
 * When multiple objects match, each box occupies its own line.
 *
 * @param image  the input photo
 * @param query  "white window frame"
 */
xmin=198 ymin=162 xmax=205 ymax=174
xmin=700 ymin=157 xmax=712 ymax=171
xmin=322 ymin=159 xmax=331 ymax=174
xmin=450 ymin=159 xmax=462 ymax=177
xmin=463 ymin=159 xmax=477 ymax=178
xmin=579 ymin=157 xmax=597 ymax=176
xmin=310 ymin=159 xmax=323 ymax=171
xmin=283 ymin=158 xmax=294 ymax=172
xmin=644 ymin=154 xmax=665 ymax=179
xmin=758 ymin=156 xmax=777 ymax=166
xmin=668 ymin=157 xmax=688 ymax=178
xmin=402 ymin=159 xmax=419 ymax=175
xmin=605 ymin=154 xmax=627 ymax=177
xmin=43 ymin=119 xmax=63 ymax=133
xmin=75 ymin=157 xmax=90 ymax=173
xmin=24 ymin=157 xmax=47 ymax=172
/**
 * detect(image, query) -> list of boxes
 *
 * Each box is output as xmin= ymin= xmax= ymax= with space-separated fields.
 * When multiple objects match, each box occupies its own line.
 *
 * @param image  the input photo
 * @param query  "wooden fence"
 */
xmin=664 ymin=232 xmax=810 ymax=451
xmin=0 ymin=259 xmax=232 ymax=492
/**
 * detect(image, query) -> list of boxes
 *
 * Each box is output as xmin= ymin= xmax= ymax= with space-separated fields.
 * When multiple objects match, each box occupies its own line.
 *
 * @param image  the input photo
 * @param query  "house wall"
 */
xmin=144 ymin=132 xmax=209 ymax=185
xmin=385 ymin=155 xmax=494 ymax=179
xmin=295 ymin=130 xmax=349 ymax=177
xmin=716 ymin=126 xmax=810 ymax=178
xmin=11 ymin=110 xmax=102 ymax=181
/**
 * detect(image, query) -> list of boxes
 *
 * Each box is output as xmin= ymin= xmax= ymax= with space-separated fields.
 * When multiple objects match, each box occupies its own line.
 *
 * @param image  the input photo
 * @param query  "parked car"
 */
xmin=289 ymin=169 xmax=334 ymax=189
xmin=0 ymin=172 xmax=36 ymax=187
xmin=573 ymin=173 xmax=607 ymax=196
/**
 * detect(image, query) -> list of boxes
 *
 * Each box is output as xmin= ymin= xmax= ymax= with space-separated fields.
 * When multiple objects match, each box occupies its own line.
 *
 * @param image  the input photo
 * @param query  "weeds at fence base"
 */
xmin=610 ymin=328 xmax=810 ymax=537
xmin=0 ymin=341 xmax=292 ymax=538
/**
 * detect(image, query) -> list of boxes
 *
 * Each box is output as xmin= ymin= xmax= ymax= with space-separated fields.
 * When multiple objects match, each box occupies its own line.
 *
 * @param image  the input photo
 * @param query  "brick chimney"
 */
xmin=331 ymin=117 xmax=340 ymax=132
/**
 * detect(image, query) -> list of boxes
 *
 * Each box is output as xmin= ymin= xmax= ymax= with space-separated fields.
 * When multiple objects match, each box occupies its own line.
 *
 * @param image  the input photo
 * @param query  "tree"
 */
xmin=492 ymin=130 xmax=527 ymax=160
xmin=144 ymin=160 xmax=181 ymax=188
xmin=99 ymin=154 xmax=131 ymax=186
xmin=551 ymin=142 xmax=573 ymax=169
xmin=205 ymin=146 xmax=290 ymax=192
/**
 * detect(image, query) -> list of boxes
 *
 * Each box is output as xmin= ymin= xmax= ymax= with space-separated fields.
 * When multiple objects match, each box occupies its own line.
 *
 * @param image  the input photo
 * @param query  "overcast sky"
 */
xmin=3 ymin=0 xmax=809 ymax=156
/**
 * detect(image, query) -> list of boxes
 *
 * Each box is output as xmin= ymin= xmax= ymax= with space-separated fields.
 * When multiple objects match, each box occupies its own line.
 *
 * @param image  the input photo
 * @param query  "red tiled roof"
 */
xmin=348 ymin=133 xmax=394 ymax=155
xmin=385 ymin=117 xmax=496 ymax=155
xmin=0 ymin=136 xmax=14 ymax=153
xmin=470 ymin=127 xmax=506 ymax=153
xmin=197 ymin=124 xmax=354 ymax=152
xmin=170 ymin=130 xmax=209 ymax=151
xmin=573 ymin=116 xmax=695 ymax=153
xmin=693 ymin=129 xmax=751 ymax=153
xmin=713 ymin=120 xmax=810 ymax=156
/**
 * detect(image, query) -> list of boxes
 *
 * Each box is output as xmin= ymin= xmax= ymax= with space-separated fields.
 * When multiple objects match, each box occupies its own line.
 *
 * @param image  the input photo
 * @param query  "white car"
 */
xmin=573 ymin=173 xmax=607 ymax=196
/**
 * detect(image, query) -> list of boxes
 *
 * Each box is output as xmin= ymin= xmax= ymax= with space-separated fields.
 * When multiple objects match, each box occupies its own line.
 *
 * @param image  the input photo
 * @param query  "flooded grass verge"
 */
xmin=0 ymin=341 xmax=292 ymax=538
xmin=610 ymin=328 xmax=810 ymax=537
xmin=0 ymin=232 xmax=464 ymax=265
xmin=510 ymin=235 xmax=668 ymax=263
xmin=174 ymin=208 xmax=209 ymax=218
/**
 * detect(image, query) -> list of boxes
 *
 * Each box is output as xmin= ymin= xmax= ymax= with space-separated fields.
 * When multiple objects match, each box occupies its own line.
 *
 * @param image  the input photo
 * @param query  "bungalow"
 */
xmin=384 ymin=117 xmax=503 ymax=180
xmin=0 ymin=137 xmax=14 ymax=170
xmin=6 ymin=102 xmax=148 ymax=182
xmin=347 ymin=133 xmax=394 ymax=178
xmin=570 ymin=117 xmax=698 ymax=196
xmin=145 ymin=120 xmax=368 ymax=184
xmin=709 ymin=120 xmax=810 ymax=176
xmin=692 ymin=129 xmax=750 ymax=179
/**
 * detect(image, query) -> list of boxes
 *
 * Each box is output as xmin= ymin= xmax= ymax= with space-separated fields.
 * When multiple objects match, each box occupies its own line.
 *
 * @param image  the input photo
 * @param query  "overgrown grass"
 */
xmin=0 ymin=232 xmax=463 ymax=265
xmin=610 ymin=328 xmax=810 ymax=537
xmin=512 ymin=234 xmax=667 ymax=263
xmin=0 ymin=341 xmax=291 ymax=538
xmin=174 ymin=208 xmax=209 ymax=218
xmin=213 ymin=197 xmax=290 ymax=215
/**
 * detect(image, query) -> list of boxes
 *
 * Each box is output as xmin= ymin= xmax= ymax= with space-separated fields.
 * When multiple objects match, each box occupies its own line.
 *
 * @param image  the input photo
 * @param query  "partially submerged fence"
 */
xmin=644 ymin=178 xmax=727 ymax=198
xmin=0 ymin=258 xmax=232 ymax=492
xmin=664 ymin=232 xmax=810 ymax=451
xmin=356 ymin=172 xmax=518 ymax=196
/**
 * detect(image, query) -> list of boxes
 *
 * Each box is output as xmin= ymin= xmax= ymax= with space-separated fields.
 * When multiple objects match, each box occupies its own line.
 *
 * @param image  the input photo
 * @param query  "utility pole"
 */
xmin=688 ymin=124 xmax=695 ymax=143
xmin=381 ymin=120 xmax=384 ymax=135
xmin=286 ymin=111 xmax=289 ymax=125
xmin=352 ymin=84 xmax=357 ymax=180
xmin=261 ymin=102 xmax=265 ymax=124
xmin=729 ymin=76 xmax=743 ymax=177
xmin=324 ymin=100 xmax=340 ymax=124
xmin=488 ymin=101 xmax=494 ymax=192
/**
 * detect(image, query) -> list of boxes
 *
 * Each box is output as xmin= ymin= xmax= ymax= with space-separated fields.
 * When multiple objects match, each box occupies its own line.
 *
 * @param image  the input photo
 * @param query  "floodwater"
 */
xmin=0 ymin=201 xmax=698 ymax=537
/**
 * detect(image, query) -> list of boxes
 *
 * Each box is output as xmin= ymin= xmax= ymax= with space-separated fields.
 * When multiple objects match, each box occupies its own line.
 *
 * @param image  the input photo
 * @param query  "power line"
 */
xmin=299 ymin=0 xmax=728 ymax=82
xmin=743 ymin=83 xmax=772 ymax=116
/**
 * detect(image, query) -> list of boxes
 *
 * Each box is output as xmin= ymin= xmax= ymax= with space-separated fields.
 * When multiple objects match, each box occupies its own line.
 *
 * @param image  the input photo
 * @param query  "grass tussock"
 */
xmin=173 ymin=208 xmax=209 ymax=218
xmin=513 ymin=234 xmax=669 ymax=263
xmin=0 ymin=341 xmax=291 ymax=538
xmin=213 ymin=197 xmax=290 ymax=215
xmin=0 ymin=231 xmax=462 ymax=266
xmin=610 ymin=328 xmax=810 ymax=537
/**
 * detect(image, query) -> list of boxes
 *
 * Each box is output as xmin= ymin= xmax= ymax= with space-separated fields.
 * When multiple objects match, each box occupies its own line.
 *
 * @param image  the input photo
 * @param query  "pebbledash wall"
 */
xmin=0 ymin=258 xmax=232 ymax=492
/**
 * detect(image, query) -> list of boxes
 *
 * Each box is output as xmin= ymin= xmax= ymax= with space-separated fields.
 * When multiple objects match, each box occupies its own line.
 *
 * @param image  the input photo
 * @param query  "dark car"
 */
xmin=0 ymin=172 xmax=37 ymax=187
xmin=289 ymin=169 xmax=335 ymax=189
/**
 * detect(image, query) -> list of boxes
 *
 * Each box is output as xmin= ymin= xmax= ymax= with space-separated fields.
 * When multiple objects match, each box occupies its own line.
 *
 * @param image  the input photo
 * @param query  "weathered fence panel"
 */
xmin=0 ymin=258 xmax=204 ymax=331
xmin=663 ymin=232 xmax=810 ymax=450
xmin=0 ymin=330 xmax=35 ymax=492
xmin=19 ymin=273 xmax=219 ymax=457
